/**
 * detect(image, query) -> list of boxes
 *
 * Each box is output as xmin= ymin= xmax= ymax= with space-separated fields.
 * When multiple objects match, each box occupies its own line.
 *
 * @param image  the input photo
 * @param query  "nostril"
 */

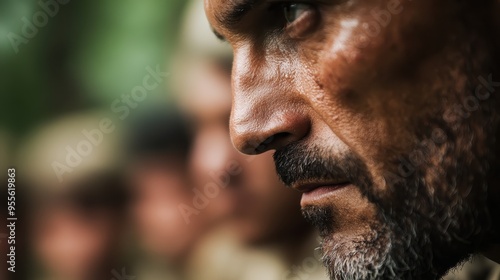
xmin=240 ymin=135 xmax=269 ymax=154
xmin=233 ymin=111 xmax=311 ymax=155
xmin=242 ymin=132 xmax=289 ymax=154
xmin=254 ymin=133 xmax=289 ymax=154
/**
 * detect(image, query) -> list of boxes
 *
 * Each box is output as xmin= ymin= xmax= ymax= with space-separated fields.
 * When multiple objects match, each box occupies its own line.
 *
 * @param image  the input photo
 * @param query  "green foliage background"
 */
xmin=0 ymin=0 xmax=186 ymax=138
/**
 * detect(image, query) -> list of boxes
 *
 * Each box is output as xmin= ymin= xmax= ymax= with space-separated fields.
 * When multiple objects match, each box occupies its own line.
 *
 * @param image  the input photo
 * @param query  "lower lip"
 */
xmin=301 ymin=183 xmax=351 ymax=206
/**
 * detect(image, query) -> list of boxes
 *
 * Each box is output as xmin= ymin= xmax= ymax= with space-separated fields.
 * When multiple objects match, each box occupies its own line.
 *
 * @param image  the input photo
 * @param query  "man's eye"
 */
xmin=274 ymin=3 xmax=317 ymax=38
xmin=283 ymin=3 xmax=311 ymax=24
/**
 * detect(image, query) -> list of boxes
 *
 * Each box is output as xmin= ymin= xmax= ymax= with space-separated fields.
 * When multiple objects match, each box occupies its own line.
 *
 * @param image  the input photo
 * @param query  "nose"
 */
xmin=229 ymin=47 xmax=311 ymax=155
xmin=231 ymin=110 xmax=311 ymax=155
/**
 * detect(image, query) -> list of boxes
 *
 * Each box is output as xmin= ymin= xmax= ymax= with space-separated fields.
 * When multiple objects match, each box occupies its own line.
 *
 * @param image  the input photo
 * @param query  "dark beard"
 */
xmin=274 ymin=117 xmax=494 ymax=280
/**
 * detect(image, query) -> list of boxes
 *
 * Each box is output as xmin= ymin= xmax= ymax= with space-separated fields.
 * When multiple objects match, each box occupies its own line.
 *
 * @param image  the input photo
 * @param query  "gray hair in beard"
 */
xmin=275 ymin=127 xmax=493 ymax=280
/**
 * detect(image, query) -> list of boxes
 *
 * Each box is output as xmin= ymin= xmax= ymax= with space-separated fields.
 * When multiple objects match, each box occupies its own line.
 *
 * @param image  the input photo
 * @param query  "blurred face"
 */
xmin=33 ymin=204 xmax=117 ymax=279
xmin=205 ymin=0 xmax=500 ymax=279
xmin=130 ymin=159 xmax=202 ymax=261
xmin=184 ymin=60 xmax=308 ymax=244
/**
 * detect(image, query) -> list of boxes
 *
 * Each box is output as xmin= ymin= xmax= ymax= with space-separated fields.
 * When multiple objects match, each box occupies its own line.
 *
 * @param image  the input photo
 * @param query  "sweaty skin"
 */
xmin=205 ymin=0 xmax=500 ymax=279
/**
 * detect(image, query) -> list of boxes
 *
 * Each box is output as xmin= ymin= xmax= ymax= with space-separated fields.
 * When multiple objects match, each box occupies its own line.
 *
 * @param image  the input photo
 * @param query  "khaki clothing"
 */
xmin=188 ymin=228 xmax=328 ymax=280
xmin=442 ymin=255 xmax=500 ymax=280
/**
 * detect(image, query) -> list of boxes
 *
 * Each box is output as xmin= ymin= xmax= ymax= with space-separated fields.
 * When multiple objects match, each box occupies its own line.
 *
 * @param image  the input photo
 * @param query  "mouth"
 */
xmin=294 ymin=181 xmax=351 ymax=206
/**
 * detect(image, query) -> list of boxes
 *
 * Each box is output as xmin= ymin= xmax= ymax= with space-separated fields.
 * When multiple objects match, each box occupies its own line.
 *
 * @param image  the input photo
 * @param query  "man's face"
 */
xmin=205 ymin=0 xmax=500 ymax=279
xmin=130 ymin=159 xmax=202 ymax=261
xmin=33 ymin=204 xmax=118 ymax=279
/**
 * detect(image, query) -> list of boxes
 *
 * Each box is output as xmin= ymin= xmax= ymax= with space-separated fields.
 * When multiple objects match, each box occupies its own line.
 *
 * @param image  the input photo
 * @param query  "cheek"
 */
xmin=297 ymin=25 xmax=390 ymax=160
xmin=295 ymin=30 xmax=427 ymax=182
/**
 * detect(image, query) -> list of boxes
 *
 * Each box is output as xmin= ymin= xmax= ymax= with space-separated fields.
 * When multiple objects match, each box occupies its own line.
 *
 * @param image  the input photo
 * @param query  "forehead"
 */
xmin=203 ymin=0 xmax=224 ymax=26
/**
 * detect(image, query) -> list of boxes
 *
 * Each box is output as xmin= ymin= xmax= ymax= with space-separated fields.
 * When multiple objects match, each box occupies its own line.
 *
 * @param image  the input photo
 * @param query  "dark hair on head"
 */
xmin=65 ymin=171 xmax=129 ymax=213
xmin=126 ymin=104 xmax=193 ymax=162
xmin=25 ymin=170 xmax=130 ymax=218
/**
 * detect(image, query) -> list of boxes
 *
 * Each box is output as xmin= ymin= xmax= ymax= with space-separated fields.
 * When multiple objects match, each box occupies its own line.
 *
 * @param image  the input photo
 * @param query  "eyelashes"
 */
xmin=283 ymin=3 xmax=312 ymax=23
xmin=272 ymin=2 xmax=319 ymax=38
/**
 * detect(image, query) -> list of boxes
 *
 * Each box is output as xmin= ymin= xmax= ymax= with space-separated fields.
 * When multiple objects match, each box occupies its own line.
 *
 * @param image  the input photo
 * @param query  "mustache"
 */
xmin=273 ymin=142 xmax=371 ymax=189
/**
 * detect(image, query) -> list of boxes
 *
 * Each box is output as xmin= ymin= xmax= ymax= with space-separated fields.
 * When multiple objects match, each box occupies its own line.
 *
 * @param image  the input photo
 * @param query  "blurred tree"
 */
xmin=0 ymin=0 xmax=186 ymax=138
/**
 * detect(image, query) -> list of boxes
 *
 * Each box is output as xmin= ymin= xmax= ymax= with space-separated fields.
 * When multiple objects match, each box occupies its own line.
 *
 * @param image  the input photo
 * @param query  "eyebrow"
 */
xmin=223 ymin=0 xmax=260 ymax=24
xmin=213 ymin=0 xmax=263 ymax=36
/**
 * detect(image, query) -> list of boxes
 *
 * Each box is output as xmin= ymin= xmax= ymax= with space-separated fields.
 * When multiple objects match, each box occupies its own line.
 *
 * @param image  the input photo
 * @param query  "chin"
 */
xmin=303 ymin=201 xmax=472 ymax=280
xmin=320 ymin=227 xmax=392 ymax=280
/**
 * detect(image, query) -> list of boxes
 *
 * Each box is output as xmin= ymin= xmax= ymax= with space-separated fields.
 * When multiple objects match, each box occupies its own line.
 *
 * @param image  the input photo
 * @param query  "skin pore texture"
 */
xmin=204 ymin=0 xmax=500 ymax=279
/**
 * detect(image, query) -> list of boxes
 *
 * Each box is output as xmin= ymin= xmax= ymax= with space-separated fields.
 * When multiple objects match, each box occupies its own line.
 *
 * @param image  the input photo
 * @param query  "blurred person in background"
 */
xmin=172 ymin=1 xmax=328 ymax=279
xmin=126 ymin=106 xmax=210 ymax=279
xmin=18 ymin=112 xmax=129 ymax=280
